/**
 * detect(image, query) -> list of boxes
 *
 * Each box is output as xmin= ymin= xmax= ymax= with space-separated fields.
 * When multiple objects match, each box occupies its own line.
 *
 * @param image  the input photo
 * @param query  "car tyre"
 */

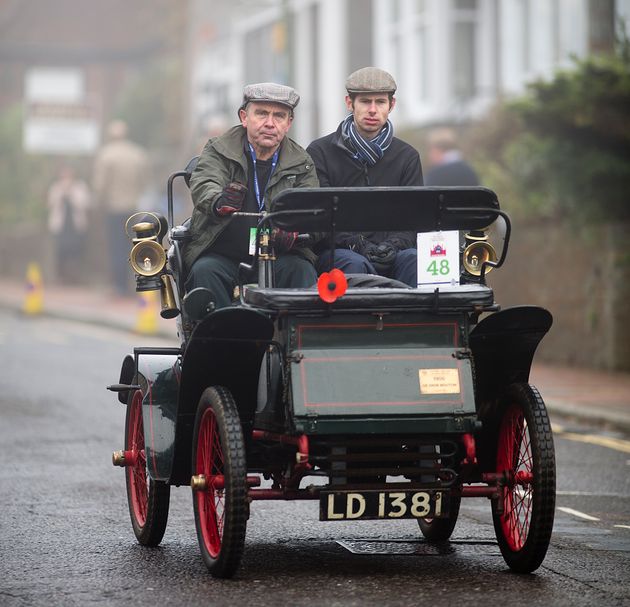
xmin=125 ymin=388 xmax=170 ymax=546
xmin=491 ymin=383 xmax=556 ymax=573
xmin=192 ymin=386 xmax=247 ymax=578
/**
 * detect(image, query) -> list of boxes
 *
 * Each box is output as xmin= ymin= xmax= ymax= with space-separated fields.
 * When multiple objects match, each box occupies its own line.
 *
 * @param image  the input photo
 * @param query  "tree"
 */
xmin=470 ymin=36 xmax=630 ymax=223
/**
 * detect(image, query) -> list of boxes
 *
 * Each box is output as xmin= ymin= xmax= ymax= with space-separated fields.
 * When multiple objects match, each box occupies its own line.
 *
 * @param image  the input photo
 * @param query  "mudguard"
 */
xmin=470 ymin=305 xmax=553 ymax=405
xmin=136 ymin=353 xmax=181 ymax=482
xmin=114 ymin=351 xmax=181 ymax=483
xmin=169 ymin=306 xmax=274 ymax=485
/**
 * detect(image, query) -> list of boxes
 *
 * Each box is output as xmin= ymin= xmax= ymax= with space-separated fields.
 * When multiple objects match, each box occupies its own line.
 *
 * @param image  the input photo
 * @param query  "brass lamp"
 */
xmin=462 ymin=231 xmax=497 ymax=276
xmin=125 ymin=214 xmax=179 ymax=319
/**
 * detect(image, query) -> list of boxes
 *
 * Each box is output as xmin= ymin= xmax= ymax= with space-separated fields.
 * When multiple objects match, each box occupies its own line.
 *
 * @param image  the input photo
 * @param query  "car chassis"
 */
xmin=109 ymin=164 xmax=555 ymax=578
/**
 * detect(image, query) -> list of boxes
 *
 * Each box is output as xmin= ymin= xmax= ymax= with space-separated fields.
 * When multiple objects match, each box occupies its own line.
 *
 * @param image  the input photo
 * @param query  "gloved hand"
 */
xmin=270 ymin=228 xmax=298 ymax=253
xmin=364 ymin=241 xmax=397 ymax=275
xmin=213 ymin=182 xmax=247 ymax=216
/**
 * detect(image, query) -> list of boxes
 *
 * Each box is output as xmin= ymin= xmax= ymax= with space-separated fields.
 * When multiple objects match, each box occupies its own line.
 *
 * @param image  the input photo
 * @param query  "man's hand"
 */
xmin=213 ymin=182 xmax=247 ymax=216
xmin=364 ymin=242 xmax=397 ymax=275
xmin=270 ymin=228 xmax=298 ymax=253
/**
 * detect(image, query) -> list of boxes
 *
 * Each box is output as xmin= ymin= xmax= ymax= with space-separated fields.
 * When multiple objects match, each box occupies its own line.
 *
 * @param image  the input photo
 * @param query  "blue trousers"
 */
xmin=186 ymin=252 xmax=318 ymax=309
xmin=316 ymin=248 xmax=417 ymax=287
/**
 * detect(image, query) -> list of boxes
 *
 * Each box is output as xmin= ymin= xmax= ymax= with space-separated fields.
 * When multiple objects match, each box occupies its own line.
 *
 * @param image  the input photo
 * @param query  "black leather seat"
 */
xmin=242 ymin=282 xmax=495 ymax=312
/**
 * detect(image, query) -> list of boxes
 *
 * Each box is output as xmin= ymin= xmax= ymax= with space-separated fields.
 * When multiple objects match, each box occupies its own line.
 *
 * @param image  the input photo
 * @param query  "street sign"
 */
xmin=23 ymin=68 xmax=100 ymax=155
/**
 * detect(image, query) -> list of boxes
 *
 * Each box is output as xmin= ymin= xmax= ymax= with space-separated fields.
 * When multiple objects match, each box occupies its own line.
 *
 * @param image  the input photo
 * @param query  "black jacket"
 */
xmin=424 ymin=159 xmax=479 ymax=186
xmin=306 ymin=122 xmax=423 ymax=251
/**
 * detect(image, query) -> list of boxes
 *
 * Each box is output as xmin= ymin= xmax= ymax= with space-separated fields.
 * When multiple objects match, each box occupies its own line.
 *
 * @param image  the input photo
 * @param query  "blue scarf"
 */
xmin=341 ymin=114 xmax=394 ymax=167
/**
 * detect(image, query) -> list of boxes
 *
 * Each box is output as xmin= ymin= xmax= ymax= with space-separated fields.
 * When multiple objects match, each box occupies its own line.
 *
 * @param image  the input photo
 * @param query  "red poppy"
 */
xmin=317 ymin=268 xmax=348 ymax=303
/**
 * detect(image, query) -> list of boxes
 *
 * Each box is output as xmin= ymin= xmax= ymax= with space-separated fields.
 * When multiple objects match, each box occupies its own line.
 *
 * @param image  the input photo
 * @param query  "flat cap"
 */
xmin=345 ymin=67 xmax=397 ymax=94
xmin=240 ymin=82 xmax=300 ymax=112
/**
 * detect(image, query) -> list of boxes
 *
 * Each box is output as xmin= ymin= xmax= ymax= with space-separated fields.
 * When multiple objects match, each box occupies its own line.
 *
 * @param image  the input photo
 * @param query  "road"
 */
xmin=0 ymin=310 xmax=629 ymax=606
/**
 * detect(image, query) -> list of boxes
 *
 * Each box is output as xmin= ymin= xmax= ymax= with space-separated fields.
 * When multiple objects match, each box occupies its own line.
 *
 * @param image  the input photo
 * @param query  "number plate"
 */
xmin=319 ymin=490 xmax=447 ymax=521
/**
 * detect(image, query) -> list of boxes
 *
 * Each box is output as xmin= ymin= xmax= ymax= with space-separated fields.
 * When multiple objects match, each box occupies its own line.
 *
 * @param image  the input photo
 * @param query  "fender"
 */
xmin=470 ymin=305 xmax=553 ymax=406
xmin=169 ymin=306 xmax=274 ymax=485
xmin=113 ymin=350 xmax=181 ymax=482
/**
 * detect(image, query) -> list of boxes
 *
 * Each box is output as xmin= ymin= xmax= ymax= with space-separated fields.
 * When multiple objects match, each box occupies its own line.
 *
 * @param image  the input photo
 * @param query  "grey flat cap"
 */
xmin=240 ymin=82 xmax=300 ymax=112
xmin=345 ymin=67 xmax=397 ymax=94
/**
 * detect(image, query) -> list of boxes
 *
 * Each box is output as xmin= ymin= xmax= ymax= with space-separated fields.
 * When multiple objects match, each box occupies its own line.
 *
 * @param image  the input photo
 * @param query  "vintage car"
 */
xmin=109 ymin=161 xmax=555 ymax=578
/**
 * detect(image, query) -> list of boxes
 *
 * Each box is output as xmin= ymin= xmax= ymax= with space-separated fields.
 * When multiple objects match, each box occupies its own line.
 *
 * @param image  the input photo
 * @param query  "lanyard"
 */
xmin=248 ymin=143 xmax=279 ymax=211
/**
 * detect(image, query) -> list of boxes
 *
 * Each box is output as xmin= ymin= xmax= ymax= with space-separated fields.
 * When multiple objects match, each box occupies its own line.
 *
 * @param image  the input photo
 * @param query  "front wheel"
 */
xmin=418 ymin=496 xmax=461 ymax=541
xmin=192 ymin=386 xmax=248 ymax=578
xmin=125 ymin=388 xmax=170 ymax=546
xmin=492 ymin=383 xmax=555 ymax=573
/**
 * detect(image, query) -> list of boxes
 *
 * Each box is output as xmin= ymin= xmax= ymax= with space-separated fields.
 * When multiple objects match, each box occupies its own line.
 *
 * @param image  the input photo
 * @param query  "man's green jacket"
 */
xmin=184 ymin=125 xmax=319 ymax=271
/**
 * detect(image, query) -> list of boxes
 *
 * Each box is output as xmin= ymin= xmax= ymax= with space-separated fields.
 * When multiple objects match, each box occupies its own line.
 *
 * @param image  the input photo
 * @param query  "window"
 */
xmin=383 ymin=0 xmax=428 ymax=103
xmin=452 ymin=0 xmax=478 ymax=100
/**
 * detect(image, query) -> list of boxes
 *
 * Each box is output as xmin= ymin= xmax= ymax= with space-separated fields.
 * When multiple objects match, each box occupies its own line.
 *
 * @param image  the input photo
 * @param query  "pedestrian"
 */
xmin=424 ymin=127 xmax=479 ymax=186
xmin=46 ymin=165 xmax=91 ymax=285
xmin=92 ymin=119 xmax=150 ymax=296
xmin=306 ymin=67 xmax=423 ymax=287
xmin=183 ymin=82 xmax=320 ymax=311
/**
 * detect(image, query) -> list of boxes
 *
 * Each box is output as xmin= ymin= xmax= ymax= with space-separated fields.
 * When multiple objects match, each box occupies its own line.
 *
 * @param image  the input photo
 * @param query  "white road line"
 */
xmin=558 ymin=506 xmax=600 ymax=521
xmin=614 ymin=525 xmax=630 ymax=530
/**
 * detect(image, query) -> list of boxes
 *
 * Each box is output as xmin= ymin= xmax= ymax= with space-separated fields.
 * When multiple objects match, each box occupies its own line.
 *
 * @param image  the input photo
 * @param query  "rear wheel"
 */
xmin=125 ymin=388 xmax=170 ymax=546
xmin=192 ymin=386 xmax=248 ymax=578
xmin=418 ymin=496 xmax=461 ymax=541
xmin=492 ymin=383 xmax=555 ymax=573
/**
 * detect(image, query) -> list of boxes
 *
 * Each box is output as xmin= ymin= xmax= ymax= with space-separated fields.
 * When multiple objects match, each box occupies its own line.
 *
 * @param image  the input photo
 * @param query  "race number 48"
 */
xmin=426 ymin=259 xmax=451 ymax=277
xmin=417 ymin=231 xmax=460 ymax=286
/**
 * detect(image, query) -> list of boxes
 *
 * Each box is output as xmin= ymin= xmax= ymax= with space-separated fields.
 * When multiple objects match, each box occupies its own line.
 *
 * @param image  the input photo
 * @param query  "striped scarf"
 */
xmin=341 ymin=114 xmax=394 ymax=167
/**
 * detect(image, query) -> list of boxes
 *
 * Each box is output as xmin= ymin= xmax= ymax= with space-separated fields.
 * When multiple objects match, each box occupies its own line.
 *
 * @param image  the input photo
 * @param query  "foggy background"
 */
xmin=0 ymin=0 xmax=629 ymax=370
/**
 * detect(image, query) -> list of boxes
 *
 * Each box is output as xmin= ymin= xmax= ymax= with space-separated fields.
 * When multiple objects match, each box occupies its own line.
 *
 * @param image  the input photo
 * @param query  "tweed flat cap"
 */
xmin=240 ymin=82 xmax=300 ymax=111
xmin=345 ymin=67 xmax=397 ymax=94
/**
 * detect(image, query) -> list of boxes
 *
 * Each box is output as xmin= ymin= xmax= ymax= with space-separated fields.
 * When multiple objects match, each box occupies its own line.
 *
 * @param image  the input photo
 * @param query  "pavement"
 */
xmin=2 ymin=276 xmax=630 ymax=433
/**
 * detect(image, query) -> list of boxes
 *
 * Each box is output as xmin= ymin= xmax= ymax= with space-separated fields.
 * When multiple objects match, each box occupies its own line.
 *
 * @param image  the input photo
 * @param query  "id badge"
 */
xmin=248 ymin=227 xmax=257 ymax=256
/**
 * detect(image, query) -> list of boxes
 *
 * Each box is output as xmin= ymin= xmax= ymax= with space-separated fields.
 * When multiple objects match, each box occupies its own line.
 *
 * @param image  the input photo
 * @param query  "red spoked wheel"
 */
xmin=192 ymin=386 xmax=247 ymax=578
xmin=492 ymin=383 xmax=555 ymax=573
xmin=124 ymin=388 xmax=170 ymax=546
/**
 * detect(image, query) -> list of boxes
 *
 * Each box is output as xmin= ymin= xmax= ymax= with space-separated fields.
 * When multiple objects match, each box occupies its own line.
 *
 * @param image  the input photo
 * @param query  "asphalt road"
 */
xmin=0 ymin=310 xmax=629 ymax=606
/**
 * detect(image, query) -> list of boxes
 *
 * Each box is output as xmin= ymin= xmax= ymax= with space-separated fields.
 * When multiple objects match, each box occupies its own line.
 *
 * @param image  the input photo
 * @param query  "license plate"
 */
xmin=319 ymin=490 xmax=447 ymax=521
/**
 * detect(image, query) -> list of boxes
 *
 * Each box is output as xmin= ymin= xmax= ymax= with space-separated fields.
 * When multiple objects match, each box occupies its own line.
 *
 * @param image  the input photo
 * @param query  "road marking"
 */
xmin=554 ymin=428 xmax=630 ymax=454
xmin=614 ymin=525 xmax=630 ymax=530
xmin=558 ymin=507 xmax=600 ymax=521
xmin=557 ymin=491 xmax=630 ymax=498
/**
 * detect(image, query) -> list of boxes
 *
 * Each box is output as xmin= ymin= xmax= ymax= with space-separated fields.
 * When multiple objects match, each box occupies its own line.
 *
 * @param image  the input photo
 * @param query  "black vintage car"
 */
xmin=109 ymin=161 xmax=555 ymax=578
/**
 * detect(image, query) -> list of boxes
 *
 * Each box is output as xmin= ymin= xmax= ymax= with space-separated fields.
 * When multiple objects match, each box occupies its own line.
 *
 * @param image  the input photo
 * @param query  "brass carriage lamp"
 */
xmin=129 ymin=221 xmax=167 ymax=281
xmin=462 ymin=230 xmax=497 ymax=278
xmin=125 ymin=213 xmax=179 ymax=318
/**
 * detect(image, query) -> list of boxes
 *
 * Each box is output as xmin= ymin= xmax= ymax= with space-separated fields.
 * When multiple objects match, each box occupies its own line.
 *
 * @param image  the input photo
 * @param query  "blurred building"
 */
xmin=188 ymin=0 xmax=630 ymax=146
xmin=0 ymin=0 xmax=189 ymax=155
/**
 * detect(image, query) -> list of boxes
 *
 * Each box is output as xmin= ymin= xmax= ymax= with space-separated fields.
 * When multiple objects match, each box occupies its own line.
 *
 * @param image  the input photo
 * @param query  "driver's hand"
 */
xmin=365 ymin=242 xmax=397 ymax=275
xmin=270 ymin=228 xmax=298 ymax=253
xmin=213 ymin=182 xmax=247 ymax=216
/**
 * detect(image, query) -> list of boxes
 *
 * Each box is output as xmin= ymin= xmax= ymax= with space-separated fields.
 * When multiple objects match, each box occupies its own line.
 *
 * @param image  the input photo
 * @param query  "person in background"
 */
xmin=306 ymin=67 xmax=423 ymax=287
xmin=183 ymin=82 xmax=319 ymax=310
xmin=47 ymin=165 xmax=91 ymax=285
xmin=424 ymin=127 xmax=479 ymax=186
xmin=92 ymin=119 xmax=150 ymax=295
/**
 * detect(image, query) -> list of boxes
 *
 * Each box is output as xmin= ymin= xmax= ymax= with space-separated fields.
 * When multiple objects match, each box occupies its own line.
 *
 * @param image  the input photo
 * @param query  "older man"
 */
xmin=307 ymin=67 xmax=423 ymax=286
xmin=184 ymin=82 xmax=319 ymax=309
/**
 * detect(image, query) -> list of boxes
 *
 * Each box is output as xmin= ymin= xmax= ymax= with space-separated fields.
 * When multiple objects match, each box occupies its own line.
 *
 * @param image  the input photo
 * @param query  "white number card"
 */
xmin=417 ymin=231 xmax=460 ymax=286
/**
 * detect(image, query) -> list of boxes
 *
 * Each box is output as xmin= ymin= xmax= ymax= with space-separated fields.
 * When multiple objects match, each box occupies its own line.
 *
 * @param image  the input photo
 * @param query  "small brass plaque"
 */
xmin=419 ymin=369 xmax=460 ymax=394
